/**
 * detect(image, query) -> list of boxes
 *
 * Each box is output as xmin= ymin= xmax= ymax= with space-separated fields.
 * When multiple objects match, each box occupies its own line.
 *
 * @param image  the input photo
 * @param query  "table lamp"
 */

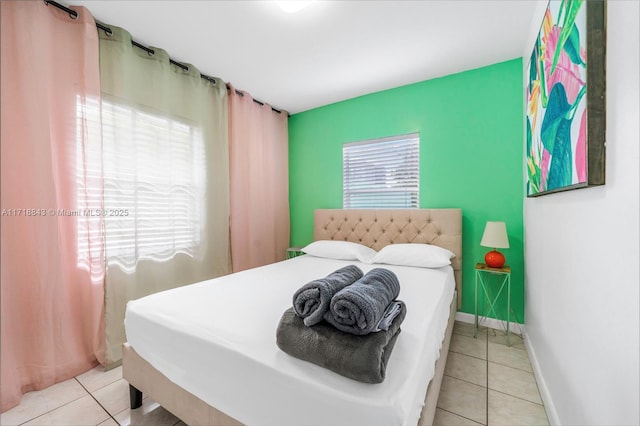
xmin=480 ymin=221 xmax=509 ymax=268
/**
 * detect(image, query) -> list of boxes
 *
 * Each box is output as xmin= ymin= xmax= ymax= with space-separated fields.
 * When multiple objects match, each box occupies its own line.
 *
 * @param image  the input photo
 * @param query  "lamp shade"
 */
xmin=480 ymin=221 xmax=509 ymax=249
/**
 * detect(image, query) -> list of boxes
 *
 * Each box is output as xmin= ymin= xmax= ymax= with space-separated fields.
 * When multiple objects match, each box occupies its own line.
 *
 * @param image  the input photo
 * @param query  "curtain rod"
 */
xmin=43 ymin=0 xmax=285 ymax=115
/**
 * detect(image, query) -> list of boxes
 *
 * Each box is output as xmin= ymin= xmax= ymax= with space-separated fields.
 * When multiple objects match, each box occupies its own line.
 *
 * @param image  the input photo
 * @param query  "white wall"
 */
xmin=523 ymin=1 xmax=640 ymax=425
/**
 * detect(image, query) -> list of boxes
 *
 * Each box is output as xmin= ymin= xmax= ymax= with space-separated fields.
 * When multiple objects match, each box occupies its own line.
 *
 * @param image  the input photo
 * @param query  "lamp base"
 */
xmin=485 ymin=250 xmax=506 ymax=268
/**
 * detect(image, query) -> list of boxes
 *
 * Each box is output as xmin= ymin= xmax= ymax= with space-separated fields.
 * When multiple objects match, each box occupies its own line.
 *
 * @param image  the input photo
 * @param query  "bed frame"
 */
xmin=124 ymin=208 xmax=462 ymax=426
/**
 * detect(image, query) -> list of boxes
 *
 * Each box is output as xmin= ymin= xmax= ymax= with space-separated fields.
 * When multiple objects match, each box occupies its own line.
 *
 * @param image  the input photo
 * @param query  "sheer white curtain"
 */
xmin=98 ymin=25 xmax=230 ymax=365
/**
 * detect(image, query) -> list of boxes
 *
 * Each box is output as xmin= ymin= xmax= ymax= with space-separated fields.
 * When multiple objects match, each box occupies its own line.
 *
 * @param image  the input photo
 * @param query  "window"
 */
xmin=76 ymin=97 xmax=206 ymax=273
xmin=343 ymin=133 xmax=420 ymax=208
xmin=76 ymin=95 xmax=105 ymax=278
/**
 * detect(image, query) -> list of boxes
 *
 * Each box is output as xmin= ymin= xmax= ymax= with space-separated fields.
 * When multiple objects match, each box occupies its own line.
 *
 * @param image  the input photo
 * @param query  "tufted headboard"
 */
xmin=314 ymin=209 xmax=462 ymax=308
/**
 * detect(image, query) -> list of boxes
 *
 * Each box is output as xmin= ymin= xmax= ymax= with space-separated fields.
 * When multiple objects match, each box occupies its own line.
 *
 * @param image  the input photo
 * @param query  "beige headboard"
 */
xmin=314 ymin=209 xmax=462 ymax=308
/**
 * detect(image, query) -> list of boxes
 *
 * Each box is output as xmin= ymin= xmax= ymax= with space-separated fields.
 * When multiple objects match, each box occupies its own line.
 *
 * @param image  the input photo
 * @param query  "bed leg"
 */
xmin=129 ymin=384 xmax=143 ymax=409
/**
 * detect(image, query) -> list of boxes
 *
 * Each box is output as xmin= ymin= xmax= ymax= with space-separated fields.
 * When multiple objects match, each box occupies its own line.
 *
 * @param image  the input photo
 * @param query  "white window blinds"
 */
xmin=77 ymin=97 xmax=206 ymax=273
xmin=343 ymin=133 xmax=420 ymax=208
xmin=100 ymin=100 xmax=206 ymax=272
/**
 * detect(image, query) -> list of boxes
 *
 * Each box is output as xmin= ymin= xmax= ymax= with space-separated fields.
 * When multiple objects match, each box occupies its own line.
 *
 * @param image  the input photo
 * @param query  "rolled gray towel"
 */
xmin=324 ymin=268 xmax=400 ymax=335
xmin=293 ymin=265 xmax=363 ymax=326
xmin=276 ymin=302 xmax=406 ymax=383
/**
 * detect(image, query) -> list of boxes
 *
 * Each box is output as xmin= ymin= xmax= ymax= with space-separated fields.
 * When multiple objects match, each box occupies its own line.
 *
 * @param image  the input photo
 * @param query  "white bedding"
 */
xmin=124 ymin=255 xmax=455 ymax=426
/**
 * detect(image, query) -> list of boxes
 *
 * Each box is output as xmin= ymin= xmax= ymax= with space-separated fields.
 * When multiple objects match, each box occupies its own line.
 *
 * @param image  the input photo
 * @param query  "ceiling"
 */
xmin=69 ymin=0 xmax=545 ymax=114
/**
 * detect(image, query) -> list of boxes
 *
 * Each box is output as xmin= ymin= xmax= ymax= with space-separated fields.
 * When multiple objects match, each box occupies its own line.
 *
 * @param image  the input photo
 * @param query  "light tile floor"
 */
xmin=0 ymin=366 xmax=184 ymax=426
xmin=434 ymin=321 xmax=549 ymax=426
xmin=1 ymin=321 xmax=548 ymax=426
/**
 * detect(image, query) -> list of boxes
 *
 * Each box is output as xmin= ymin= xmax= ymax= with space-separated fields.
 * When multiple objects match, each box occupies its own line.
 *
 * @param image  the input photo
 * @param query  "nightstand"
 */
xmin=474 ymin=262 xmax=512 ymax=345
xmin=286 ymin=247 xmax=305 ymax=259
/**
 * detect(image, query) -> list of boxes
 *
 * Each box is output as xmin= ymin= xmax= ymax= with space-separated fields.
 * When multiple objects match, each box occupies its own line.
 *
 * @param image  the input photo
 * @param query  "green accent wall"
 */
xmin=288 ymin=59 xmax=524 ymax=322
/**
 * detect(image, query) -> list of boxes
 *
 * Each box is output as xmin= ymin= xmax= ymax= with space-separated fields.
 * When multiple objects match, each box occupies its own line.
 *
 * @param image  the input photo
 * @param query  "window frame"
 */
xmin=342 ymin=132 xmax=420 ymax=209
xmin=76 ymin=96 xmax=207 ymax=272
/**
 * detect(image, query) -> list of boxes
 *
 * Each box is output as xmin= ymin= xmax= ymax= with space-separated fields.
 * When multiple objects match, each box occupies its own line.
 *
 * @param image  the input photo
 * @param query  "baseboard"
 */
xmin=454 ymin=311 xmax=525 ymax=335
xmin=522 ymin=329 xmax=560 ymax=426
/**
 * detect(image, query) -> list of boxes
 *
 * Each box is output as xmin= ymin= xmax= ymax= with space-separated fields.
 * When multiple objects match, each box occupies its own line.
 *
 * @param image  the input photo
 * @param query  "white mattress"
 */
xmin=124 ymin=255 xmax=455 ymax=426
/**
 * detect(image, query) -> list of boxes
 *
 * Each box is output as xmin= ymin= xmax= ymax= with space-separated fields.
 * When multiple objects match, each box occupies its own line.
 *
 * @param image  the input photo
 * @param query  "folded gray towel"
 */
xmin=276 ymin=302 xmax=406 ymax=383
xmin=324 ymin=268 xmax=400 ymax=335
xmin=292 ymin=265 xmax=363 ymax=326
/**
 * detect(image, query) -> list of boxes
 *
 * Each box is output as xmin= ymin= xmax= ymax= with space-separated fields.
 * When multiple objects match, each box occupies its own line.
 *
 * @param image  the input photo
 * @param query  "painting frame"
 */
xmin=526 ymin=0 xmax=606 ymax=197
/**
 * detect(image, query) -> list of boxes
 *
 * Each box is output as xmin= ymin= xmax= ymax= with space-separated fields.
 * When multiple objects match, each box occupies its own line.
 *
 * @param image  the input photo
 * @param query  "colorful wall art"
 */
xmin=526 ymin=0 xmax=606 ymax=196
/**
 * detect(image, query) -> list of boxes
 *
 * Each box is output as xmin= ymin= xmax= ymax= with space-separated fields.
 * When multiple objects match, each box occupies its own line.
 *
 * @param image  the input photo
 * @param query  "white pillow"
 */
xmin=371 ymin=243 xmax=455 ymax=268
xmin=301 ymin=240 xmax=378 ymax=263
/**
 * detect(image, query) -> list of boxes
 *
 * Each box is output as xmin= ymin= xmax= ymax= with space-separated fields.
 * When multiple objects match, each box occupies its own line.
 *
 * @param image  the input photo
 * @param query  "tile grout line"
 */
xmin=450 ymin=350 xmax=535 ymax=375
xmin=442 ymin=372 xmax=486 ymax=389
xmin=486 ymin=358 xmax=535 ymax=374
xmin=74 ymin=377 xmax=120 ymax=426
xmin=448 ymin=348 xmax=486 ymax=361
xmin=16 ymin=410 xmax=45 ymax=426
xmin=437 ymin=407 xmax=484 ymax=426
xmin=488 ymin=387 xmax=547 ymax=407
xmin=485 ymin=329 xmax=489 ymax=426
xmin=16 ymin=407 xmax=45 ymax=426
xmin=16 ymin=381 xmax=90 ymax=426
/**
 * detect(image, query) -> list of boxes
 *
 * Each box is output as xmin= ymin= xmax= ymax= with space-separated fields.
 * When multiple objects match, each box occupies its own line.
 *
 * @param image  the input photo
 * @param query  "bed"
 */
xmin=123 ymin=208 xmax=462 ymax=426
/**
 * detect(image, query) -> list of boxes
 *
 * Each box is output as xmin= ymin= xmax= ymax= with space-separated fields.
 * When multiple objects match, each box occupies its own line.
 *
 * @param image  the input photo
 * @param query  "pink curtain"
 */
xmin=1 ymin=1 xmax=104 ymax=412
xmin=228 ymin=86 xmax=290 ymax=271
